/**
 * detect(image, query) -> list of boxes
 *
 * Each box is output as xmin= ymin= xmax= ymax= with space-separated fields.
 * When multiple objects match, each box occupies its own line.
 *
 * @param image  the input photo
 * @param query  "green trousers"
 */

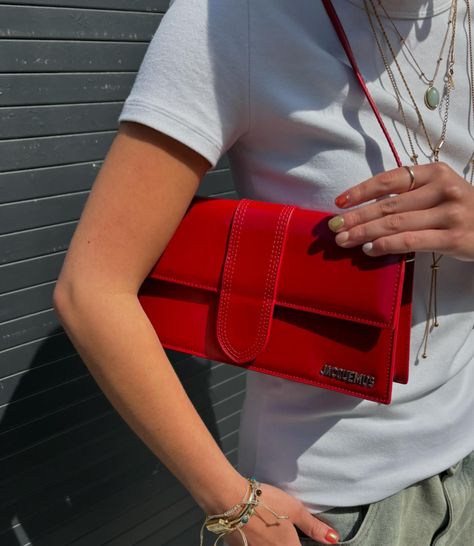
xmin=299 ymin=450 xmax=474 ymax=546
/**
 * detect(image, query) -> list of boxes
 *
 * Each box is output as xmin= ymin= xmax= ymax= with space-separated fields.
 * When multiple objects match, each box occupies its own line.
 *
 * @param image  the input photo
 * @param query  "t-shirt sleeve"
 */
xmin=117 ymin=0 xmax=250 ymax=169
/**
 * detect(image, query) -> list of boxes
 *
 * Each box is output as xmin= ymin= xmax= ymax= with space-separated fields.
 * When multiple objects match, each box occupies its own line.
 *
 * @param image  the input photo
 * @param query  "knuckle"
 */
xmin=352 ymin=184 xmax=366 ymax=203
xmin=379 ymin=197 xmax=400 ymax=215
xmin=351 ymin=225 xmax=366 ymax=241
xmin=385 ymin=213 xmax=403 ymax=231
xmin=443 ymin=182 xmax=463 ymax=201
xmin=346 ymin=210 xmax=360 ymax=227
xmin=376 ymin=237 xmax=390 ymax=253
xmin=446 ymin=204 xmax=464 ymax=226
xmin=436 ymin=161 xmax=451 ymax=178
xmin=377 ymin=169 xmax=397 ymax=191
xmin=401 ymin=232 xmax=416 ymax=251
xmin=307 ymin=517 xmax=324 ymax=539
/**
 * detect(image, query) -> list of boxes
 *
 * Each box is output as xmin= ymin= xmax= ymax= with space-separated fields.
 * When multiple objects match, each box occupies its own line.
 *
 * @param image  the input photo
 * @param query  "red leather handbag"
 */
xmin=137 ymin=0 xmax=415 ymax=404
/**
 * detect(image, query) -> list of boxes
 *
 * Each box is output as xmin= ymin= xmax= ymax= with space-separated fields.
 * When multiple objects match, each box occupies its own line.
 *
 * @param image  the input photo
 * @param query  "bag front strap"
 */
xmin=217 ymin=199 xmax=295 ymax=363
xmin=322 ymin=0 xmax=402 ymax=168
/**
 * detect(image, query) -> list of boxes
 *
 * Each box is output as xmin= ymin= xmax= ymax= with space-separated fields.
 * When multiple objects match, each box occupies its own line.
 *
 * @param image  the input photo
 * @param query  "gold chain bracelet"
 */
xmin=199 ymin=477 xmax=289 ymax=546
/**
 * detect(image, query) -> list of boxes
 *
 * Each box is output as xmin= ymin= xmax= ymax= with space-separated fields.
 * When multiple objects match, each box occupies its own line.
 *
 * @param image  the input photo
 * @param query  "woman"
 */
xmin=53 ymin=1 xmax=474 ymax=544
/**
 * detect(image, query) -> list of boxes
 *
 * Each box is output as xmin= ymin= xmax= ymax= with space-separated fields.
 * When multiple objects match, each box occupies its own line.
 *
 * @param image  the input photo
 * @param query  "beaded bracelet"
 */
xmin=199 ymin=477 xmax=289 ymax=546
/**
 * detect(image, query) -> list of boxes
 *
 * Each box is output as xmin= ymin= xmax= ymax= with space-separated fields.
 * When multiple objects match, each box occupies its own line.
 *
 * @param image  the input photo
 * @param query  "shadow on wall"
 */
xmin=0 ymin=323 xmax=236 ymax=546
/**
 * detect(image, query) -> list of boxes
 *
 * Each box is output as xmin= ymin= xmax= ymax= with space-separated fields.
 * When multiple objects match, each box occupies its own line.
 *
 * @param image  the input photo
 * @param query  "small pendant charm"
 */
xmin=424 ymin=85 xmax=440 ymax=110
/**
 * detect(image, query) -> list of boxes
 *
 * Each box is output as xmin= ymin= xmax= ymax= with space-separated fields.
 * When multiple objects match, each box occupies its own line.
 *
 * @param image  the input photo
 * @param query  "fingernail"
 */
xmin=335 ymin=193 xmax=350 ymax=208
xmin=362 ymin=242 xmax=374 ymax=254
xmin=326 ymin=529 xmax=340 ymax=544
xmin=328 ymin=215 xmax=344 ymax=232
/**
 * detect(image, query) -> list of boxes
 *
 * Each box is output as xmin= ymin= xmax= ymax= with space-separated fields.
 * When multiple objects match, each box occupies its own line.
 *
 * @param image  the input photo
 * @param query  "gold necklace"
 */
xmin=363 ymin=0 xmax=474 ymax=357
xmin=375 ymin=0 xmax=456 ymax=110
xmin=367 ymin=0 xmax=458 ymax=163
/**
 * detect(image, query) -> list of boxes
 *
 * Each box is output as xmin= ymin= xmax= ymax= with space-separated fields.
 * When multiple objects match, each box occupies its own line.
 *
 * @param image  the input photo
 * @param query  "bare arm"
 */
xmin=53 ymin=121 xmax=247 ymax=512
xmin=53 ymin=121 xmax=338 ymax=545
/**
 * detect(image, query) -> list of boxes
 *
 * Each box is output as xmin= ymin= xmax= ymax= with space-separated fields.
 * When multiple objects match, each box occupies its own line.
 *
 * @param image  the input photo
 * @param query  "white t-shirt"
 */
xmin=118 ymin=0 xmax=474 ymax=513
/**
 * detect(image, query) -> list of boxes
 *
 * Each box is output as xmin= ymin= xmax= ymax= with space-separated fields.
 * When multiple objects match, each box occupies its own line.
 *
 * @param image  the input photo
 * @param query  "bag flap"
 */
xmin=216 ymin=199 xmax=295 ymax=363
xmin=147 ymin=196 xmax=405 ymax=335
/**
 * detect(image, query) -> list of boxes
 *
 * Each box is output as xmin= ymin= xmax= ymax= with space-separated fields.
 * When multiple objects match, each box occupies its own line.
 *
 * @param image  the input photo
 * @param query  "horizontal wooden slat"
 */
xmin=0 ymin=408 xmax=119 ymax=480
xmin=0 ymin=387 xmax=106 ymax=457
xmin=0 ymin=194 xmax=88 ymax=234
xmin=0 ymin=162 xmax=100 ymax=202
xmin=0 ymin=41 xmax=148 ymax=73
xmin=66 ymin=479 xmax=195 ymax=546
xmin=0 ymin=224 xmax=76 ymax=267
xmin=74 ymin=447 xmax=238 ymax=546
xmin=0 ymin=283 xmax=55 ymax=322
xmin=0 ymin=0 xmax=169 ymax=12
xmin=0 ymin=434 xmax=158 ymax=538
xmin=0 ymin=73 xmax=136 ymax=105
xmin=0 ymin=104 xmax=122 ymax=139
xmin=0 ymin=131 xmax=115 ymax=172
xmin=0 ymin=354 xmax=88 ymax=406
xmin=135 ymin=505 xmax=204 ymax=546
xmin=0 ymin=311 xmax=62 ymax=353
xmin=0 ymin=6 xmax=161 ymax=40
xmin=0 ymin=252 xmax=65 ymax=294
xmin=0 ymin=330 xmax=73 ymax=372
xmin=165 ymin=520 xmax=207 ymax=546
xmin=1 ymin=426 xmax=154 ymax=514
xmin=210 ymin=189 xmax=239 ymax=199
xmin=113 ymin=496 xmax=199 ymax=546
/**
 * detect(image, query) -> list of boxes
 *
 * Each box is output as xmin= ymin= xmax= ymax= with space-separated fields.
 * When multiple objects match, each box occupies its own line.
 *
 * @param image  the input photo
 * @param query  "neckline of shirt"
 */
xmin=343 ymin=0 xmax=453 ymax=19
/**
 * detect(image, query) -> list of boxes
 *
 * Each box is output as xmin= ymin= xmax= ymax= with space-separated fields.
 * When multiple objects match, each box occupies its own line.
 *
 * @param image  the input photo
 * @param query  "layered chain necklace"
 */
xmin=363 ymin=0 xmax=474 ymax=357
xmin=376 ymin=0 xmax=456 ymax=111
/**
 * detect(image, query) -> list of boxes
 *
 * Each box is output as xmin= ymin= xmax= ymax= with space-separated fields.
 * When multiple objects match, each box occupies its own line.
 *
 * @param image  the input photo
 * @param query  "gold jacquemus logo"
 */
xmin=320 ymin=364 xmax=376 ymax=389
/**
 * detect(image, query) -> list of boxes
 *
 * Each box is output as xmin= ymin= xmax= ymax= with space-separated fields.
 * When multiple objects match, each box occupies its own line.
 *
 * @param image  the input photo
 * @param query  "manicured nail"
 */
xmin=362 ymin=242 xmax=374 ymax=254
xmin=335 ymin=231 xmax=349 ymax=245
xmin=328 ymin=215 xmax=344 ymax=232
xmin=326 ymin=529 xmax=340 ymax=544
xmin=335 ymin=193 xmax=350 ymax=208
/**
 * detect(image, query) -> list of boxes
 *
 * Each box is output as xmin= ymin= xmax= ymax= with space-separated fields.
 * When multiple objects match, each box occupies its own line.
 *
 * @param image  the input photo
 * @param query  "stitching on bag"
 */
xmin=218 ymin=199 xmax=272 ymax=360
xmin=229 ymin=204 xmax=292 ymax=359
xmin=217 ymin=199 xmax=250 ymax=358
xmin=240 ymin=204 xmax=294 ymax=359
xmin=218 ymin=203 xmax=294 ymax=361
xmin=382 ymin=329 xmax=395 ymax=401
xmin=389 ymin=261 xmax=403 ymax=326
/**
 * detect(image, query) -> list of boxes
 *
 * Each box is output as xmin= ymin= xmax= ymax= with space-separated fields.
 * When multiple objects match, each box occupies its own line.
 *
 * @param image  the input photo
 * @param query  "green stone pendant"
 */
xmin=424 ymin=86 xmax=440 ymax=110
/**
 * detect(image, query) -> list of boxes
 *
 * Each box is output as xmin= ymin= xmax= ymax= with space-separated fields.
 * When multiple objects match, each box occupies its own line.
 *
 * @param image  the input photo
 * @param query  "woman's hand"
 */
xmin=327 ymin=162 xmax=474 ymax=262
xmin=222 ymin=482 xmax=339 ymax=546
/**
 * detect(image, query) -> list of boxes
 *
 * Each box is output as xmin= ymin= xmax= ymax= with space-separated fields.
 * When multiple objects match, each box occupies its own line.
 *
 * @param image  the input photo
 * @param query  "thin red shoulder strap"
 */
xmin=322 ymin=0 xmax=402 ymax=167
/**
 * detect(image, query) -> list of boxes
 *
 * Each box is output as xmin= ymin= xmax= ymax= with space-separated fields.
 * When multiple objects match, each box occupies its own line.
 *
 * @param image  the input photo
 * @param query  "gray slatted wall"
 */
xmin=0 ymin=2 xmax=244 ymax=544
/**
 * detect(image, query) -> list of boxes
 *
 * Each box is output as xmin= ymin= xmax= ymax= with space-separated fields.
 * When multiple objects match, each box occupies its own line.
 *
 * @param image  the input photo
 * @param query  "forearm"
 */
xmin=53 ymin=287 xmax=247 ymax=513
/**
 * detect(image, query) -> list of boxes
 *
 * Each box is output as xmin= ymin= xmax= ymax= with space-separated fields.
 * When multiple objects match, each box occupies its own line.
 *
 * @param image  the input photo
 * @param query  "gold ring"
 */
xmin=404 ymin=165 xmax=416 ymax=191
